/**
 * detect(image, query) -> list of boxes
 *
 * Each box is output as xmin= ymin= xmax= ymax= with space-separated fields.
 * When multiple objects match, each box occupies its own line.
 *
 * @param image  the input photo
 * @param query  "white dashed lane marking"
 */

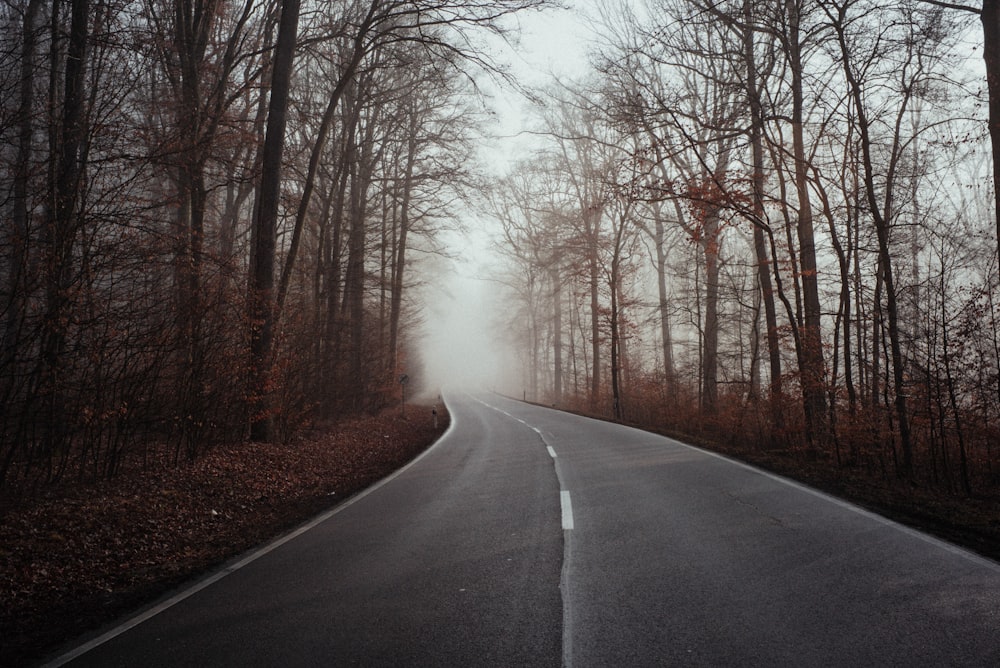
xmin=561 ymin=491 xmax=574 ymax=531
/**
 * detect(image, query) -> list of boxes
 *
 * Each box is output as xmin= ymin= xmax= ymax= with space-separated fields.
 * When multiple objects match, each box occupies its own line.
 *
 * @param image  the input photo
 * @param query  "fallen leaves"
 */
xmin=0 ymin=405 xmax=448 ymax=667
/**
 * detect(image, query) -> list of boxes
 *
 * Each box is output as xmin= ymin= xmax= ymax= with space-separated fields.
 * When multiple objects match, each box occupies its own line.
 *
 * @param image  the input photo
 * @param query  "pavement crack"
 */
xmin=725 ymin=491 xmax=785 ymax=527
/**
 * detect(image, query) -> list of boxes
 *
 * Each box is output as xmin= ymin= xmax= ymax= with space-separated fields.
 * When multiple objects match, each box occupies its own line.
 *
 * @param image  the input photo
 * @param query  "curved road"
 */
xmin=51 ymin=392 xmax=1000 ymax=666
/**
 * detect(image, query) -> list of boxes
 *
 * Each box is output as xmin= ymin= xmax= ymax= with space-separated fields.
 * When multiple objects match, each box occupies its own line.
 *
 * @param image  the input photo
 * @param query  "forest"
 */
xmin=493 ymin=0 xmax=1000 ymax=497
xmin=7 ymin=1 xmax=1000 ymax=662
xmin=2 ymin=0 xmax=1000 ymax=503
xmin=0 ymin=0 xmax=545 ymax=488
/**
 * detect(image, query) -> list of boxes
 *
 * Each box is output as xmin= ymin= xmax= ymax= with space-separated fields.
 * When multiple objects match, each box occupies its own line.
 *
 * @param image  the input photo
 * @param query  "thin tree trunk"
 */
xmin=702 ymin=211 xmax=720 ymax=416
xmin=5 ymin=0 xmax=41 ymax=364
xmin=552 ymin=265 xmax=563 ymax=404
xmin=610 ymin=214 xmax=626 ymax=421
xmin=832 ymin=5 xmax=914 ymax=474
xmin=940 ymin=267 xmax=971 ymax=495
xmin=744 ymin=0 xmax=783 ymax=435
xmin=815 ymin=164 xmax=857 ymax=455
xmin=652 ymin=204 xmax=675 ymax=387
xmin=344 ymin=111 xmax=380 ymax=409
xmin=787 ymin=0 xmax=827 ymax=447
xmin=587 ymin=209 xmax=601 ymax=409
xmin=41 ymin=0 xmax=90 ymax=465
xmin=983 ymin=0 xmax=1000 ymax=259
xmin=323 ymin=161 xmax=349 ymax=415
xmin=389 ymin=112 xmax=417 ymax=373
xmin=344 ymin=160 xmax=366 ymax=407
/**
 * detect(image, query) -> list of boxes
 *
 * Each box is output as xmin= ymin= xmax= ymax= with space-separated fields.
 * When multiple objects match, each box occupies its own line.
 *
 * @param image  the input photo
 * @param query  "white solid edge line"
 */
xmin=547 ymin=445 xmax=557 ymax=459
xmin=561 ymin=490 xmax=574 ymax=531
xmin=500 ymin=398 xmax=1000 ymax=572
xmin=43 ymin=398 xmax=461 ymax=668
xmin=675 ymin=435 xmax=1000 ymax=572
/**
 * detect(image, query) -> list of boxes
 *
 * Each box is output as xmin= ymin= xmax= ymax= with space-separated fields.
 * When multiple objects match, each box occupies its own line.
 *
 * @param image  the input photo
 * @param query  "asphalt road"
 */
xmin=50 ymin=392 xmax=1000 ymax=667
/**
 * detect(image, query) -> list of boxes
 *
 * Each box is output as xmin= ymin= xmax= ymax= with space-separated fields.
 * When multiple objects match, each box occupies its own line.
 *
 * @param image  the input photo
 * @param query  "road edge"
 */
xmin=40 ymin=401 xmax=459 ymax=668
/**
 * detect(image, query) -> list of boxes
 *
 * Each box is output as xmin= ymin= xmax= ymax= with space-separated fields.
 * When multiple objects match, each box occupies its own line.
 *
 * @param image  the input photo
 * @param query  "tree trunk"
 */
xmin=249 ymin=0 xmax=300 ymax=442
xmin=652 ymin=204 xmax=675 ymax=387
xmin=551 ymin=265 xmax=563 ymax=404
xmin=389 ymin=113 xmax=418 ymax=374
xmin=41 ymin=0 xmax=90 ymax=463
xmin=832 ymin=8 xmax=914 ymax=474
xmin=5 ymin=0 xmax=41 ymax=364
xmin=983 ymin=0 xmax=1000 ymax=258
xmin=744 ymin=0 xmax=783 ymax=435
xmin=323 ymin=160 xmax=350 ymax=416
xmin=321 ymin=87 xmax=363 ymax=417
xmin=701 ymin=211 xmax=720 ymax=416
xmin=610 ymin=215 xmax=626 ymax=421
xmin=587 ymin=208 xmax=602 ymax=410
xmin=344 ymin=160 xmax=366 ymax=407
xmin=940 ymin=268 xmax=971 ymax=495
xmin=343 ymin=116 xmax=379 ymax=410
xmin=787 ymin=0 xmax=827 ymax=447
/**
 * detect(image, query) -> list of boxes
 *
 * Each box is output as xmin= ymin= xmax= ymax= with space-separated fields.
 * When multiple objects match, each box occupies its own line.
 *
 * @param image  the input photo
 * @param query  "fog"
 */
xmin=417 ymin=225 xmax=520 ymax=395
xmin=415 ymin=4 xmax=589 ymax=397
